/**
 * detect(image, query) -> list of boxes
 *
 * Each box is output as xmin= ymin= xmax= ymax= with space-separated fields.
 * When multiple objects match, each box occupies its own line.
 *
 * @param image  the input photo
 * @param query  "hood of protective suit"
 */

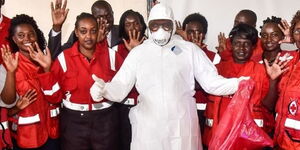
xmin=148 ymin=3 xmax=176 ymax=46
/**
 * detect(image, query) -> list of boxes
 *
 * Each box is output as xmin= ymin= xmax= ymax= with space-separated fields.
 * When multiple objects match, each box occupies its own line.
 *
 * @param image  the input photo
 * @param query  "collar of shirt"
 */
xmin=0 ymin=14 xmax=3 ymax=24
xmin=107 ymin=31 xmax=112 ymax=47
xmin=69 ymin=41 xmax=103 ymax=60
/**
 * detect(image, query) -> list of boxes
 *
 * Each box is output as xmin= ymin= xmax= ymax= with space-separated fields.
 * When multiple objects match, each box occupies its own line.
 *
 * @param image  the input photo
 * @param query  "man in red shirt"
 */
xmin=217 ymin=9 xmax=263 ymax=62
xmin=178 ymin=13 xmax=217 ymax=138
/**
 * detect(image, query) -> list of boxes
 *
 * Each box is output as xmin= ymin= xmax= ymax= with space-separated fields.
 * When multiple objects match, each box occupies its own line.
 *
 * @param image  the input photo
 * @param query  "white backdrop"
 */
xmin=2 ymin=0 xmax=147 ymax=43
xmin=2 ymin=0 xmax=300 ymax=52
xmin=158 ymin=0 xmax=300 ymax=52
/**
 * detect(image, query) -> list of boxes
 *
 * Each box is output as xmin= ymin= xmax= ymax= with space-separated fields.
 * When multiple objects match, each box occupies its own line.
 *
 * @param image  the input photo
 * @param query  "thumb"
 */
xmin=123 ymin=38 xmax=128 ymax=45
xmin=15 ymin=52 xmax=19 ymax=60
xmin=263 ymin=59 xmax=270 ymax=68
xmin=45 ymin=47 xmax=51 ymax=56
xmin=123 ymin=38 xmax=130 ymax=49
xmin=92 ymin=74 xmax=104 ymax=83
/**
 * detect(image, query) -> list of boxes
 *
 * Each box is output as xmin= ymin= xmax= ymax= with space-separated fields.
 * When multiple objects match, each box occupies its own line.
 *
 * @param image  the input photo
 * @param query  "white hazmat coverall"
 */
xmin=90 ymin=3 xmax=245 ymax=150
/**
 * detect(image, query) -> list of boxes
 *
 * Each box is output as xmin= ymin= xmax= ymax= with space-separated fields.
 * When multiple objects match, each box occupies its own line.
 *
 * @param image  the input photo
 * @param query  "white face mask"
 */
xmin=151 ymin=27 xmax=172 ymax=46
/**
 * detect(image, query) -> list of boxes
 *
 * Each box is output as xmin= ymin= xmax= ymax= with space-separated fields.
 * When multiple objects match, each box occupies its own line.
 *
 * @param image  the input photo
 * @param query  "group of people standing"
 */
xmin=0 ymin=0 xmax=299 ymax=150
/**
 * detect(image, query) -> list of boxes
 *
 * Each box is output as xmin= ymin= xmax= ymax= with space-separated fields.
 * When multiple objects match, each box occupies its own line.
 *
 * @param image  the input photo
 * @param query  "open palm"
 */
xmin=1 ymin=45 xmax=19 ymax=73
xmin=51 ymin=0 xmax=69 ymax=31
xmin=16 ymin=89 xmax=37 ymax=110
xmin=264 ymin=54 xmax=289 ymax=80
xmin=28 ymin=42 xmax=52 ymax=72
xmin=123 ymin=30 xmax=145 ymax=51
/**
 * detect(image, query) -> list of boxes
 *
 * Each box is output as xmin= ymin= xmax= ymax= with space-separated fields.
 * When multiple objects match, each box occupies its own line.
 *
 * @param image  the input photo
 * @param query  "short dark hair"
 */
xmin=229 ymin=23 xmax=258 ymax=45
xmin=260 ymin=16 xmax=283 ymax=34
xmin=7 ymin=14 xmax=46 ymax=53
xmin=118 ymin=9 xmax=146 ymax=40
xmin=237 ymin=9 xmax=257 ymax=26
xmin=91 ymin=0 xmax=112 ymax=14
xmin=75 ymin=12 xmax=97 ymax=29
xmin=1 ymin=0 xmax=4 ymax=6
xmin=290 ymin=11 xmax=300 ymax=36
xmin=73 ymin=13 xmax=97 ymax=42
xmin=182 ymin=13 xmax=208 ymax=34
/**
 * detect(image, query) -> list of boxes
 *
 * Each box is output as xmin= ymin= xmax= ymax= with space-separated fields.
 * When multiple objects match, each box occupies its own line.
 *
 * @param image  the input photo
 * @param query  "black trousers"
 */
xmin=115 ymin=103 xmax=132 ymax=150
xmin=12 ymin=138 xmax=60 ymax=150
xmin=60 ymin=105 xmax=119 ymax=150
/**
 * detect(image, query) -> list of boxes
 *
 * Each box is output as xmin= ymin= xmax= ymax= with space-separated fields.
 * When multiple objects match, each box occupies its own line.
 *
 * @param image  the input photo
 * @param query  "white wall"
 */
xmin=3 ymin=0 xmax=300 ymax=51
xmin=159 ymin=0 xmax=300 ymax=52
xmin=2 ymin=0 xmax=147 ymax=43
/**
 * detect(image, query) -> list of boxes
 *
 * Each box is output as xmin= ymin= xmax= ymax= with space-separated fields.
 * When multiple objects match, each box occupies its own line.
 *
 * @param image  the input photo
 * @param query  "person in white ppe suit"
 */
xmin=90 ymin=3 xmax=248 ymax=150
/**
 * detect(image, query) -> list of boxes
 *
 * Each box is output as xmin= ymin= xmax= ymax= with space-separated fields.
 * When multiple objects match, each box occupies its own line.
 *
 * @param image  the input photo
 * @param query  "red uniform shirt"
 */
xmin=203 ymin=60 xmax=274 ymax=146
xmin=0 ymin=108 xmax=12 ymax=149
xmin=12 ymin=53 xmax=50 ymax=148
xmin=201 ymin=46 xmax=216 ymax=62
xmin=0 ymin=15 xmax=11 ymax=64
xmin=274 ymin=51 xmax=300 ymax=149
xmin=0 ymin=16 xmax=13 ymax=149
xmin=219 ymin=38 xmax=263 ymax=63
xmin=38 ymin=42 xmax=113 ymax=107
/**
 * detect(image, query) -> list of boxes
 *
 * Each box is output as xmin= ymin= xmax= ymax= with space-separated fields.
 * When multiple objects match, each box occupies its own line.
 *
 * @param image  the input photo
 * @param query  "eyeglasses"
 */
xmin=149 ymin=21 xmax=173 ymax=31
xmin=293 ymin=29 xmax=300 ymax=35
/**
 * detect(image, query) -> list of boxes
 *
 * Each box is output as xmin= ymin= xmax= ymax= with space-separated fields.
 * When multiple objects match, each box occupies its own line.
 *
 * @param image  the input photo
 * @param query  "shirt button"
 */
xmin=80 ymin=113 xmax=84 ymax=116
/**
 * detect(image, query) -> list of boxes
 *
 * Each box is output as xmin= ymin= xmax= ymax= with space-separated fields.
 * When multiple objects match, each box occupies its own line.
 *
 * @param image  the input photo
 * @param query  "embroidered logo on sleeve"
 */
xmin=288 ymin=100 xmax=298 ymax=116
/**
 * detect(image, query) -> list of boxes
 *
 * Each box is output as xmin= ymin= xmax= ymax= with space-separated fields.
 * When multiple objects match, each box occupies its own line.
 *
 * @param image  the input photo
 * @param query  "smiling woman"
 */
xmin=6 ymin=14 xmax=60 ymax=150
xmin=7 ymin=15 xmax=46 ymax=54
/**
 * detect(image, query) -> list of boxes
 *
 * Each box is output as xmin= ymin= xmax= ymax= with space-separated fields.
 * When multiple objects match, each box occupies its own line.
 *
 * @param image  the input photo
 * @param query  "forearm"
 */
xmin=200 ymin=76 xmax=239 ymax=96
xmin=262 ymin=79 xmax=279 ymax=112
xmin=1 ymin=72 xmax=16 ymax=104
xmin=103 ymin=81 xmax=133 ymax=103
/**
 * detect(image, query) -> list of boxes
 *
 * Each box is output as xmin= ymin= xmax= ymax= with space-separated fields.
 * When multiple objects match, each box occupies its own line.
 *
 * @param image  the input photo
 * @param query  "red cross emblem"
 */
xmin=289 ymin=100 xmax=298 ymax=116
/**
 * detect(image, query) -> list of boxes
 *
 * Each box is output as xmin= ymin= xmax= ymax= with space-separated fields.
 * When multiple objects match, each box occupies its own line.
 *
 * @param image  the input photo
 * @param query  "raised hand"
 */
xmin=175 ymin=20 xmax=188 ymax=40
xmin=51 ymin=0 xmax=69 ymax=32
xmin=16 ymin=89 xmax=37 ymax=110
xmin=1 ymin=44 xmax=19 ymax=73
xmin=215 ymin=32 xmax=227 ymax=53
xmin=97 ymin=18 xmax=109 ymax=43
xmin=191 ymin=32 xmax=206 ymax=49
xmin=27 ymin=42 xmax=52 ymax=72
xmin=151 ymin=0 xmax=160 ymax=7
xmin=264 ymin=53 xmax=289 ymax=80
xmin=278 ymin=19 xmax=292 ymax=43
xmin=123 ymin=30 xmax=146 ymax=51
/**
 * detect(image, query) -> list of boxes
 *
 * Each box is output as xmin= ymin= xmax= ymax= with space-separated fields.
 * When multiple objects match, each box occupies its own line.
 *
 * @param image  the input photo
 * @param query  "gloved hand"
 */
xmin=237 ymin=76 xmax=250 ymax=82
xmin=90 ymin=74 xmax=105 ymax=102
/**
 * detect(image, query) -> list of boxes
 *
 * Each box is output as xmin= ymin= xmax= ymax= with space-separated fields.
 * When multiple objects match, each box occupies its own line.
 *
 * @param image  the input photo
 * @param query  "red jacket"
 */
xmin=274 ymin=51 xmax=300 ymax=149
xmin=0 ymin=108 xmax=12 ymax=149
xmin=203 ymin=60 xmax=274 ymax=146
xmin=219 ymin=38 xmax=263 ymax=63
xmin=11 ymin=53 xmax=59 ymax=148
xmin=0 ymin=16 xmax=10 ymax=64
xmin=38 ymin=42 xmax=113 ymax=107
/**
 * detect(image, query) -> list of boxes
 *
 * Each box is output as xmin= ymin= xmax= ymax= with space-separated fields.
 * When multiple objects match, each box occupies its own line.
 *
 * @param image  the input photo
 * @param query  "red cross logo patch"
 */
xmin=289 ymin=100 xmax=298 ymax=116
